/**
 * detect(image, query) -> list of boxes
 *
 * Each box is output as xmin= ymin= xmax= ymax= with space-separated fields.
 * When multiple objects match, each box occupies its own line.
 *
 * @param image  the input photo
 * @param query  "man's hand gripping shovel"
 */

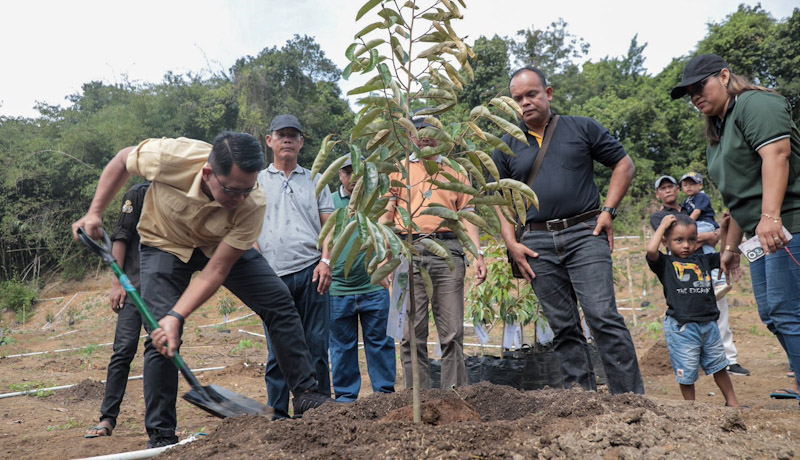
xmin=77 ymin=227 xmax=273 ymax=419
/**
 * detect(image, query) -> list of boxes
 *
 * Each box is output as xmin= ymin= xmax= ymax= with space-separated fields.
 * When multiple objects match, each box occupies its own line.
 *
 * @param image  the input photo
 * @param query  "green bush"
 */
xmin=0 ymin=280 xmax=37 ymax=316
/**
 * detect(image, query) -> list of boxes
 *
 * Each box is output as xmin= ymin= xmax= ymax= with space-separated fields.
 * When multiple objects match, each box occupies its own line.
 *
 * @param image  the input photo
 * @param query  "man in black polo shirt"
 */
xmin=493 ymin=67 xmax=643 ymax=394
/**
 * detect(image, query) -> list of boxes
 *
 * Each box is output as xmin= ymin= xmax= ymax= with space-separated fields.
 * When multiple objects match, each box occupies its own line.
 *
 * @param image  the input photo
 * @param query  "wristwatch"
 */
xmin=601 ymin=206 xmax=618 ymax=220
xmin=320 ymin=257 xmax=331 ymax=266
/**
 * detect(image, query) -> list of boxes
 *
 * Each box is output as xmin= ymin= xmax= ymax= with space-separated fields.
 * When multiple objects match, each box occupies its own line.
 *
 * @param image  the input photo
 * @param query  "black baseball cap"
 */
xmin=654 ymin=175 xmax=677 ymax=190
xmin=341 ymin=155 xmax=365 ymax=169
xmin=269 ymin=114 xmax=303 ymax=133
xmin=670 ymin=54 xmax=730 ymax=99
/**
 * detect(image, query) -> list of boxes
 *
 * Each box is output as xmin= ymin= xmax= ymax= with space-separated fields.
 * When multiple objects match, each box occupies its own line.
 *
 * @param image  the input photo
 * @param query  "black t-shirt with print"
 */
xmin=647 ymin=251 xmax=720 ymax=325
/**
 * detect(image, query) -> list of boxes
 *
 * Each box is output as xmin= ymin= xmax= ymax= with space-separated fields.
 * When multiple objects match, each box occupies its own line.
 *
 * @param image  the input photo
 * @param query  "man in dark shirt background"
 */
xmin=493 ymin=67 xmax=643 ymax=394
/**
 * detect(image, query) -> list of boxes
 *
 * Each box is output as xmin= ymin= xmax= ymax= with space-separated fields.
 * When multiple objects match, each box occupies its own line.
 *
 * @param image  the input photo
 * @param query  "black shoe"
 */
xmin=727 ymin=364 xmax=750 ymax=376
xmin=292 ymin=390 xmax=334 ymax=417
xmin=146 ymin=435 xmax=179 ymax=449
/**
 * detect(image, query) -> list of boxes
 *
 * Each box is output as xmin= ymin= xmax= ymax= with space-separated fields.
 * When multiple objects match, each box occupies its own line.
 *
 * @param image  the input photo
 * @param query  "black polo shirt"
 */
xmin=492 ymin=115 xmax=627 ymax=222
xmin=110 ymin=182 xmax=150 ymax=289
xmin=649 ymin=206 xmax=689 ymax=231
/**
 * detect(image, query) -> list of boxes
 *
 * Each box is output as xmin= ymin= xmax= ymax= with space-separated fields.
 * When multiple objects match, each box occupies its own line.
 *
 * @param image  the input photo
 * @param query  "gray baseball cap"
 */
xmin=269 ymin=114 xmax=303 ymax=133
xmin=654 ymin=175 xmax=677 ymax=190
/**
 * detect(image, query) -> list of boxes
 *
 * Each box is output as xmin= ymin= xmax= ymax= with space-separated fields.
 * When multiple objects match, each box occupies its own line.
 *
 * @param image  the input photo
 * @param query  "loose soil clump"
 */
xmin=160 ymin=382 xmax=797 ymax=459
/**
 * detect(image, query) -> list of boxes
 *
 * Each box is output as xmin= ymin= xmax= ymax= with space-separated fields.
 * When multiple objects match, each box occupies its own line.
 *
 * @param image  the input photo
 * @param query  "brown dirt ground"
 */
xmin=1 ymin=249 xmax=799 ymax=459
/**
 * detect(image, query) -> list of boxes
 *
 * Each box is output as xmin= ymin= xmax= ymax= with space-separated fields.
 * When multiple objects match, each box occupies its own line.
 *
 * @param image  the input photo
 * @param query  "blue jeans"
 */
xmin=522 ymin=218 xmax=644 ymax=394
xmin=329 ymin=289 xmax=396 ymax=401
xmin=264 ymin=262 xmax=330 ymax=419
xmin=750 ymin=234 xmax=800 ymax=389
xmin=696 ymin=221 xmax=725 ymax=285
xmin=663 ymin=316 xmax=728 ymax=384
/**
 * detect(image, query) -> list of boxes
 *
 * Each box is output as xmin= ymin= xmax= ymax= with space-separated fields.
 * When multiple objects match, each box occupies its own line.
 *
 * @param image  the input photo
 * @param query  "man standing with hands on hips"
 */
xmin=493 ymin=67 xmax=644 ymax=395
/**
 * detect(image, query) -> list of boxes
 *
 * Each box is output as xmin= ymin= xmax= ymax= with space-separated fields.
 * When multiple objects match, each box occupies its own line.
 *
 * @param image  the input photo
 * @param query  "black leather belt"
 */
xmin=525 ymin=209 xmax=601 ymax=232
xmin=411 ymin=231 xmax=458 ymax=241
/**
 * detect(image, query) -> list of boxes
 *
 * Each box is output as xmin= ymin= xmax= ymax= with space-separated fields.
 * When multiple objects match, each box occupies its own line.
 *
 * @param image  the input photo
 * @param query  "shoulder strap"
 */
xmin=525 ymin=114 xmax=559 ymax=188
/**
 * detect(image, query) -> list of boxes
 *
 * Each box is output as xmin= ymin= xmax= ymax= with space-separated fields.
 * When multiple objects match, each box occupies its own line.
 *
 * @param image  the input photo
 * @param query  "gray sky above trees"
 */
xmin=1 ymin=0 xmax=795 ymax=118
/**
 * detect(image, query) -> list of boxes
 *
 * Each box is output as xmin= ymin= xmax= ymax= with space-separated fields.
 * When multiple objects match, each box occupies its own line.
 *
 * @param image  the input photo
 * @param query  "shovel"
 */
xmin=77 ymin=227 xmax=272 ymax=419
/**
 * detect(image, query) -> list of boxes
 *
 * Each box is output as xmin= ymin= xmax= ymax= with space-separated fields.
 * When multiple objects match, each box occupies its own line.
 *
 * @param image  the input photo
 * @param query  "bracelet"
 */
xmin=320 ymin=257 xmax=331 ymax=266
xmin=166 ymin=310 xmax=185 ymax=326
xmin=477 ymin=249 xmax=485 ymax=257
xmin=761 ymin=213 xmax=782 ymax=224
xmin=724 ymin=245 xmax=741 ymax=254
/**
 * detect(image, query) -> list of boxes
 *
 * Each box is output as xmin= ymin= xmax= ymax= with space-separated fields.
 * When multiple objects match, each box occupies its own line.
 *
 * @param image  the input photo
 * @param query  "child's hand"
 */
xmin=720 ymin=211 xmax=730 ymax=229
xmin=659 ymin=214 xmax=676 ymax=230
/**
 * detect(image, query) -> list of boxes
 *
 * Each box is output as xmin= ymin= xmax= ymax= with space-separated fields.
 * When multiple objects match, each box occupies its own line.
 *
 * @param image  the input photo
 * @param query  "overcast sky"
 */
xmin=0 ymin=0 xmax=795 ymax=118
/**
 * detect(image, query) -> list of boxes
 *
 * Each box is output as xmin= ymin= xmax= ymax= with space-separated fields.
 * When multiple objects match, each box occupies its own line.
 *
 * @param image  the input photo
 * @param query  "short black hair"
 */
xmin=665 ymin=214 xmax=697 ymax=238
xmin=209 ymin=131 xmax=264 ymax=175
xmin=510 ymin=67 xmax=548 ymax=88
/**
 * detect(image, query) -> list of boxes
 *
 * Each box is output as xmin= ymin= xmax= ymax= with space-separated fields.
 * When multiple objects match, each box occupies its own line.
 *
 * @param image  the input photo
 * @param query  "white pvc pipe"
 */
xmin=198 ymin=311 xmax=254 ymax=328
xmin=2 ymin=342 xmax=115 ymax=359
xmin=0 ymin=367 xmax=225 ymax=399
xmin=73 ymin=433 xmax=203 ymax=460
xmin=236 ymin=329 xmax=502 ymax=349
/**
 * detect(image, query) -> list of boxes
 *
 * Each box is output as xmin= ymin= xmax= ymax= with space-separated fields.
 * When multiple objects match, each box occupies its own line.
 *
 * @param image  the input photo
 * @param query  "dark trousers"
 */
xmin=263 ymin=263 xmax=331 ymax=419
xmin=523 ymin=218 xmax=645 ymax=394
xmin=99 ymin=297 xmax=143 ymax=426
xmin=139 ymin=246 xmax=317 ymax=438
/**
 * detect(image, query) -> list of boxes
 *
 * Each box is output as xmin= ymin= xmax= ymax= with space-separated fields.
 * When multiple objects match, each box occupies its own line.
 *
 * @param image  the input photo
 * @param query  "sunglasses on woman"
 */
xmin=686 ymin=72 xmax=720 ymax=98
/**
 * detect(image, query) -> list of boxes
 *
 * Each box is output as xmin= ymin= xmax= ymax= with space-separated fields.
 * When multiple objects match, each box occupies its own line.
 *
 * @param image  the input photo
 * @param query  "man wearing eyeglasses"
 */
xmin=71 ymin=131 xmax=331 ymax=448
xmin=255 ymin=115 xmax=335 ymax=419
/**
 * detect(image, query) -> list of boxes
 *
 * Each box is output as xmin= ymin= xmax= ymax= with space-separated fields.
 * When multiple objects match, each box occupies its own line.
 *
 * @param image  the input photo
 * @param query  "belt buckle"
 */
xmin=545 ymin=219 xmax=567 ymax=232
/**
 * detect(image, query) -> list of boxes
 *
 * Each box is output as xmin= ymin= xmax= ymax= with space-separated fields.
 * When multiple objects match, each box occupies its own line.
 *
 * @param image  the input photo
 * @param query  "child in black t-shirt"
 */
xmin=646 ymin=213 xmax=740 ymax=406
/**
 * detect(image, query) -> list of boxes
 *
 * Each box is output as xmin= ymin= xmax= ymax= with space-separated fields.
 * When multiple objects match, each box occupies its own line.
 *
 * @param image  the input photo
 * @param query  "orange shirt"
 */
xmin=126 ymin=137 xmax=266 ymax=262
xmin=387 ymin=160 xmax=472 ymax=234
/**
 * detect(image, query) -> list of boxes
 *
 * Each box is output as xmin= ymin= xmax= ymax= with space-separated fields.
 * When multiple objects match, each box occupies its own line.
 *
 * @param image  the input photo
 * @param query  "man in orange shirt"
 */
xmin=384 ymin=111 xmax=487 ymax=390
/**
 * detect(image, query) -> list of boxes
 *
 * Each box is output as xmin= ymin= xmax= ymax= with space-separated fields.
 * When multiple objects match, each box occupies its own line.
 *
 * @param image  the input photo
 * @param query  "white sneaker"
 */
xmin=714 ymin=284 xmax=732 ymax=300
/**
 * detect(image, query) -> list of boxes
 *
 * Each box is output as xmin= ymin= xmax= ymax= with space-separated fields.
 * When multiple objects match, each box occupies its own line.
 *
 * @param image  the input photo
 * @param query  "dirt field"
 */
xmin=1 ymin=253 xmax=799 ymax=459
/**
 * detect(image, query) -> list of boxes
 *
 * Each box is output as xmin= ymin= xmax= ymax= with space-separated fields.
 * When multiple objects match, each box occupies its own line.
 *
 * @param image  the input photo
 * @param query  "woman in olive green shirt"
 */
xmin=672 ymin=54 xmax=800 ymax=397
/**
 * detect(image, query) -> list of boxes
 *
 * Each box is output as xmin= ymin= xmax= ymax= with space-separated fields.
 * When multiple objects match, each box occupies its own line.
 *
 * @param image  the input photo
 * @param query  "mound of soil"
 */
xmin=639 ymin=338 xmax=672 ymax=375
xmin=161 ymin=382 xmax=796 ymax=459
xmin=50 ymin=379 xmax=105 ymax=404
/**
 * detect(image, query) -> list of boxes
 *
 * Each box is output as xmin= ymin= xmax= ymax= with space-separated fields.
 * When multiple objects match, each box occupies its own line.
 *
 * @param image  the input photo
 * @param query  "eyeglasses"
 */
xmin=686 ymin=72 xmax=719 ymax=98
xmin=213 ymin=171 xmax=258 ymax=196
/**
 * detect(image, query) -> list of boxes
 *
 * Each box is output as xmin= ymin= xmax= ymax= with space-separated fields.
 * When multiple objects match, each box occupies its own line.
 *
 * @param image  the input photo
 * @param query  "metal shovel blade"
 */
xmin=183 ymin=384 xmax=273 ymax=419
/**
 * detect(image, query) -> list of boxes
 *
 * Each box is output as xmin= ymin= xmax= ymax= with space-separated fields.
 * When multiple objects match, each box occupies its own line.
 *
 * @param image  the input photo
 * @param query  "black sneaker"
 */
xmin=292 ymin=390 xmax=334 ymax=417
xmin=146 ymin=435 xmax=179 ymax=449
xmin=727 ymin=364 xmax=751 ymax=376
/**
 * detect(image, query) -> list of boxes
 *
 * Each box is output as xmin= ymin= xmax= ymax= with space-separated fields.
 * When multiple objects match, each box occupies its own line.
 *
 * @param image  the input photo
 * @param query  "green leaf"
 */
xmin=417 ymin=127 xmax=453 ymax=143
xmin=455 ymin=157 xmax=485 ymax=187
xmin=500 ymin=96 xmax=523 ymax=117
xmin=363 ymin=161 xmax=379 ymax=197
xmin=347 ymin=81 xmax=385 ymax=96
xmin=431 ymin=180 xmax=477 ymax=196
xmin=356 ymin=0 xmax=382 ymax=21
xmin=418 ymin=266 xmax=434 ymax=300
xmin=343 ymin=238 xmax=362 ymax=278
xmin=490 ymin=98 xmax=518 ymax=121
xmin=487 ymin=114 xmax=527 ymax=144
xmin=365 ymin=48 xmax=380 ymax=73
xmin=466 ymin=150 xmax=500 ymax=182
xmin=345 ymin=43 xmax=358 ymax=62
xmin=457 ymin=210 xmax=491 ymax=233
xmin=468 ymin=195 xmax=510 ymax=206
xmin=379 ymin=224 xmax=402 ymax=257
xmin=369 ymin=257 xmax=400 ymax=286
xmin=342 ymin=62 xmax=355 ymax=81
xmin=351 ymin=107 xmax=383 ymax=141
xmin=367 ymin=129 xmax=391 ymax=150
xmin=317 ymin=208 xmax=341 ymax=250
xmin=378 ymin=62 xmax=392 ymax=86
xmin=483 ymin=132 xmax=516 ymax=158
xmin=330 ymin=220 xmax=358 ymax=267
xmin=316 ymin=154 xmax=350 ymax=198
xmin=311 ymin=134 xmax=335 ymax=179
xmin=499 ymin=178 xmax=537 ymax=206
xmin=396 ymin=117 xmax=419 ymax=139
xmin=417 ymin=238 xmax=455 ymax=271
xmin=453 ymin=227 xmax=479 ymax=258
xmin=419 ymin=206 xmax=460 ymax=221
xmin=354 ymin=21 xmax=384 ymax=39
xmin=355 ymin=38 xmax=386 ymax=57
